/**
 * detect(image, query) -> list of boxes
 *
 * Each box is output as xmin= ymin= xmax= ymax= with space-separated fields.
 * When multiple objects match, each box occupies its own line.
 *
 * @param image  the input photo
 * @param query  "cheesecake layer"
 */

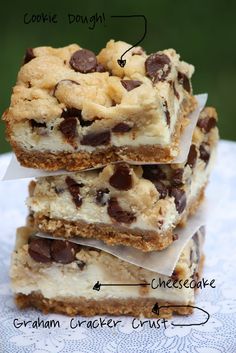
xmin=11 ymin=226 xmax=204 ymax=318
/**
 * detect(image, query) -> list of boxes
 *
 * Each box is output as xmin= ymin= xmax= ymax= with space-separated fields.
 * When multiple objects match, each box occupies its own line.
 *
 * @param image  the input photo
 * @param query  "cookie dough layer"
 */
xmin=28 ymin=108 xmax=218 ymax=251
xmin=3 ymin=40 xmax=196 ymax=170
xmin=11 ymin=227 xmax=204 ymax=318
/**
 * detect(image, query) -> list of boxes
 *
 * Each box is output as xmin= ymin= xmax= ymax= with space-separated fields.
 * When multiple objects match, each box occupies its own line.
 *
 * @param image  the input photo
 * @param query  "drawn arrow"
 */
xmin=93 ymin=281 xmax=150 ymax=291
xmin=152 ymin=303 xmax=210 ymax=327
xmin=110 ymin=15 xmax=147 ymax=67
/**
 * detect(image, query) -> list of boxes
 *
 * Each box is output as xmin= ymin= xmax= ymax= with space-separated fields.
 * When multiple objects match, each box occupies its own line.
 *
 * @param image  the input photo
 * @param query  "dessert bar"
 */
xmin=11 ymin=227 xmax=204 ymax=318
xmin=28 ymin=107 xmax=218 ymax=251
xmin=3 ymin=40 xmax=196 ymax=170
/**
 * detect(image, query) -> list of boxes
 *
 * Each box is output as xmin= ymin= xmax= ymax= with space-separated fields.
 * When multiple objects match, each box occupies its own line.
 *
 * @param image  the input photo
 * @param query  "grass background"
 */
xmin=1 ymin=0 xmax=236 ymax=153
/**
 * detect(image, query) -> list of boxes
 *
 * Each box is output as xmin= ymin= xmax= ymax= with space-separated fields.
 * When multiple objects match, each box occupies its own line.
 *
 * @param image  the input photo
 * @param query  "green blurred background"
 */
xmin=1 ymin=0 xmax=236 ymax=153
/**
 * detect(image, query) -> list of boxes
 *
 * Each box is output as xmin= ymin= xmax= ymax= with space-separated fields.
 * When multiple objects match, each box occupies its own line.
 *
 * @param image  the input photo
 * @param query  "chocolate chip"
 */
xmin=112 ymin=122 xmax=132 ymax=133
xmin=51 ymin=240 xmax=80 ymax=264
xmin=70 ymin=49 xmax=97 ymax=73
xmin=30 ymin=119 xmax=48 ymax=136
xmin=186 ymin=144 xmax=197 ymax=168
xmin=30 ymin=119 xmax=47 ymax=129
xmin=61 ymin=108 xmax=82 ymax=119
xmin=199 ymin=144 xmax=210 ymax=164
xmin=79 ymin=118 xmax=94 ymax=127
xmin=197 ymin=116 xmax=216 ymax=133
xmin=172 ymin=168 xmax=184 ymax=186
xmin=59 ymin=117 xmax=77 ymax=142
xmin=24 ymin=48 xmax=35 ymax=64
xmin=28 ymin=238 xmax=52 ymax=263
xmin=178 ymin=72 xmax=191 ymax=93
xmin=96 ymin=188 xmax=110 ymax=206
xmin=65 ymin=176 xmax=84 ymax=208
xmin=169 ymin=187 xmax=187 ymax=213
xmin=53 ymin=79 xmax=80 ymax=97
xmin=76 ymin=260 xmax=86 ymax=270
xmin=61 ymin=107 xmax=93 ymax=127
xmin=81 ymin=130 xmax=110 ymax=146
xmin=172 ymin=82 xmax=180 ymax=99
xmin=163 ymin=100 xmax=170 ymax=126
xmin=96 ymin=63 xmax=106 ymax=72
xmin=109 ymin=164 xmax=132 ymax=191
xmin=107 ymin=197 xmax=136 ymax=224
xmin=121 ymin=80 xmax=142 ymax=91
xmin=145 ymin=53 xmax=171 ymax=82
xmin=142 ymin=165 xmax=166 ymax=181
xmin=153 ymin=180 xmax=168 ymax=199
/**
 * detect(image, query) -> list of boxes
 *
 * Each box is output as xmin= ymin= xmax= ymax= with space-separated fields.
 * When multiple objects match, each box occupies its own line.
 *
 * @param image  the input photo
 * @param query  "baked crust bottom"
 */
xmin=32 ymin=186 xmax=205 ymax=252
xmin=7 ymin=97 xmax=197 ymax=171
xmin=14 ymin=255 xmax=205 ymax=318
xmin=15 ymin=294 xmax=192 ymax=318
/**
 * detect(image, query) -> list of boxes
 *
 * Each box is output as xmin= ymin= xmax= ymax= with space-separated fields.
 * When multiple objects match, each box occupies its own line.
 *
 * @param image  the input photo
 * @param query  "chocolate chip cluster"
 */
xmin=28 ymin=237 xmax=83 ymax=266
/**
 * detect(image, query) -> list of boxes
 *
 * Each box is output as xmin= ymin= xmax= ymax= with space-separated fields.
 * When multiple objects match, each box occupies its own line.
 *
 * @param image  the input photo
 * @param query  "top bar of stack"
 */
xmin=3 ymin=40 xmax=197 ymax=171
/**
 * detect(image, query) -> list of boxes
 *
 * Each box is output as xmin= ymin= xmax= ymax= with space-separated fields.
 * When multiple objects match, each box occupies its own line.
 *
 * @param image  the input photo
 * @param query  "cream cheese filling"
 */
xmin=11 ymin=244 xmax=195 ymax=304
xmin=12 ymin=120 xmax=172 ymax=153
xmin=11 ymin=95 xmax=185 ymax=153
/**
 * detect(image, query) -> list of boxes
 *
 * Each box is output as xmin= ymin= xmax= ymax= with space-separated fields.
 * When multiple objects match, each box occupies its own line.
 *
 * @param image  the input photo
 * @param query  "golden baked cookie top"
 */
xmin=3 ymin=40 xmax=194 ymax=129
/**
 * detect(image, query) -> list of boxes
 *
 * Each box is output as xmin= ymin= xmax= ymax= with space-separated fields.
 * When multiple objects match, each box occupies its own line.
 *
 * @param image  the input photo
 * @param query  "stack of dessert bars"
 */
xmin=3 ymin=40 xmax=218 ymax=318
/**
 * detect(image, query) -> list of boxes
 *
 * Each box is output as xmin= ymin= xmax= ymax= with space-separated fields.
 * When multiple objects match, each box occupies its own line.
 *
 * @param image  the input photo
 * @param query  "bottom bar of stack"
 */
xmin=10 ymin=226 xmax=205 ymax=318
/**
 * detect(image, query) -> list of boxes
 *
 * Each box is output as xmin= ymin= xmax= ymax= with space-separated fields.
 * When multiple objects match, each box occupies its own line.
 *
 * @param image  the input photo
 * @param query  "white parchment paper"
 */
xmin=2 ymin=94 xmax=207 ymax=180
xmin=36 ymin=205 xmax=205 ymax=277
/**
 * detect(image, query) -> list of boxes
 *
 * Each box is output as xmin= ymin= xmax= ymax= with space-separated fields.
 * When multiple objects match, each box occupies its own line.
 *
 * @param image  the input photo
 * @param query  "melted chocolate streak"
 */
xmin=110 ymin=15 xmax=147 ymax=67
xmin=93 ymin=281 xmax=210 ymax=326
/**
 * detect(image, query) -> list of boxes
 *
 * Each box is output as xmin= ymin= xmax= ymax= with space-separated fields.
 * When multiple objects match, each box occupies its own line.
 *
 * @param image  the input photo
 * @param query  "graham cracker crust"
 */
xmin=6 ymin=97 xmax=197 ymax=171
xmin=15 ymin=295 xmax=192 ymax=318
xmin=15 ymin=255 xmax=205 ymax=318
xmin=32 ymin=185 xmax=205 ymax=252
